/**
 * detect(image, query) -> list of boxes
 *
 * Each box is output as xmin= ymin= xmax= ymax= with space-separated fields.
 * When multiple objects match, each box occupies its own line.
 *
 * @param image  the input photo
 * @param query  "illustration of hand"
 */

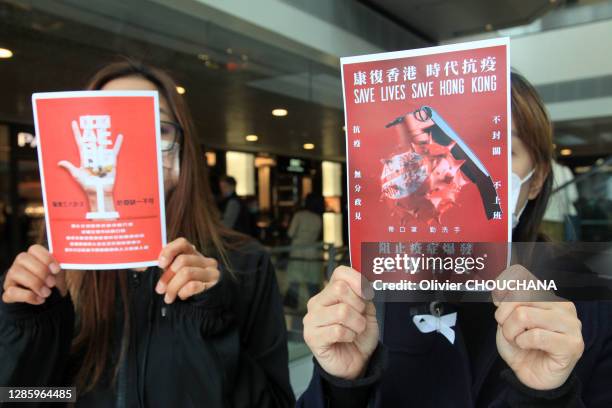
xmin=58 ymin=120 xmax=123 ymax=219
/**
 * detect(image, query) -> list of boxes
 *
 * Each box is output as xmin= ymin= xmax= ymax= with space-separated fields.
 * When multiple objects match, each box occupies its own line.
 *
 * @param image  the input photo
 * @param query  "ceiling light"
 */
xmin=560 ymin=148 xmax=572 ymax=156
xmin=246 ymin=134 xmax=258 ymax=142
xmin=272 ymin=108 xmax=288 ymax=117
xmin=0 ymin=48 xmax=13 ymax=58
xmin=205 ymin=151 xmax=216 ymax=167
xmin=485 ymin=23 xmax=493 ymax=31
xmin=176 ymin=86 xmax=186 ymax=95
xmin=303 ymin=143 xmax=315 ymax=150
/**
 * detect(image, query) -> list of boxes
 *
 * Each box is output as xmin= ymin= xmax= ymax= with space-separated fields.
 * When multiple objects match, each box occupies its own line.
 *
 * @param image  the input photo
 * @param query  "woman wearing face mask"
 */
xmin=0 ymin=61 xmax=294 ymax=407
xmin=297 ymin=72 xmax=612 ymax=407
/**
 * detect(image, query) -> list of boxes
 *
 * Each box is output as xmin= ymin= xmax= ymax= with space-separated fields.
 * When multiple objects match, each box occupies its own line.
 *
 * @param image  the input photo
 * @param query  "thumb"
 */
xmin=330 ymin=266 xmax=374 ymax=300
xmin=58 ymin=160 xmax=79 ymax=178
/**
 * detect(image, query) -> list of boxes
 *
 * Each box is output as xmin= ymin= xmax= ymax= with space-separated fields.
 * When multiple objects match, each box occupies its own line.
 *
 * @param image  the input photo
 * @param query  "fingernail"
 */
xmin=45 ymin=275 xmax=56 ymax=288
xmin=37 ymin=296 xmax=45 ymax=304
xmin=164 ymin=294 xmax=171 ymax=304
xmin=41 ymin=287 xmax=51 ymax=298
xmin=159 ymin=256 xmax=168 ymax=269
xmin=155 ymin=281 xmax=166 ymax=294
xmin=49 ymin=263 xmax=61 ymax=275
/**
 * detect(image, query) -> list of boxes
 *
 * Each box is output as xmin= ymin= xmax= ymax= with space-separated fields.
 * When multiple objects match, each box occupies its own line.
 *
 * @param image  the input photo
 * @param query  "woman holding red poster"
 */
xmin=0 ymin=62 xmax=294 ymax=407
xmin=297 ymin=73 xmax=612 ymax=407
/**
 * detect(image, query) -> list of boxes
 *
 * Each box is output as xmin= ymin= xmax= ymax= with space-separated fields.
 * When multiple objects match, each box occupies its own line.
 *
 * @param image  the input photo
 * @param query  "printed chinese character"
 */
xmin=444 ymin=60 xmax=459 ymax=76
xmin=462 ymin=58 xmax=477 ymax=74
xmin=442 ymin=243 xmax=455 ymax=255
xmin=480 ymin=56 xmax=497 ymax=72
xmin=386 ymin=67 xmax=400 ymax=82
xmin=353 ymin=139 xmax=361 ymax=148
xmin=492 ymin=130 xmax=501 ymax=140
xmin=79 ymin=115 xmax=115 ymax=171
xmin=403 ymin=65 xmax=417 ymax=81
xmin=354 ymin=71 xmax=367 ymax=86
xmin=492 ymin=146 xmax=501 ymax=156
xmin=370 ymin=69 xmax=383 ymax=84
xmin=460 ymin=243 xmax=473 ymax=255
xmin=379 ymin=242 xmax=391 ymax=254
xmin=426 ymin=63 xmax=440 ymax=78
xmin=426 ymin=242 xmax=439 ymax=255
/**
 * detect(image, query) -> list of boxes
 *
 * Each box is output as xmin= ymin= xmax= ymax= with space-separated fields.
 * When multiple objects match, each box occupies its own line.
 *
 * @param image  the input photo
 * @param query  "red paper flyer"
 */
xmin=341 ymin=38 xmax=511 ymax=280
xmin=32 ymin=91 xmax=167 ymax=270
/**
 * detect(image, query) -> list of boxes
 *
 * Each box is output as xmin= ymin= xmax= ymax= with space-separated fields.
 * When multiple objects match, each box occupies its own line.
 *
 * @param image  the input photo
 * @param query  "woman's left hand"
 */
xmin=494 ymin=267 xmax=584 ymax=390
xmin=155 ymin=237 xmax=220 ymax=304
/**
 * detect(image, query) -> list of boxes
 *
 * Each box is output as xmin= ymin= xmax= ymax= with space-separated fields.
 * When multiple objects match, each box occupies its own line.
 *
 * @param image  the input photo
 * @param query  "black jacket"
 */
xmin=0 ymin=241 xmax=295 ymax=407
xmin=298 ymin=243 xmax=612 ymax=407
xmin=298 ymin=299 xmax=612 ymax=407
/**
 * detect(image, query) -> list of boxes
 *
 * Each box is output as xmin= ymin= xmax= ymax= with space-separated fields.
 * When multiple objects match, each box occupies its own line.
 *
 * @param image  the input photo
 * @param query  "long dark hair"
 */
xmin=510 ymin=71 xmax=554 ymax=242
xmin=66 ymin=60 xmax=246 ymax=393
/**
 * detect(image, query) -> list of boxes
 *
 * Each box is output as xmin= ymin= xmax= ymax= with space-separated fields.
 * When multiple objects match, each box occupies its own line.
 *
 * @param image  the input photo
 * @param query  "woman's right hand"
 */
xmin=303 ymin=266 xmax=379 ymax=380
xmin=2 ymin=245 xmax=67 ymax=305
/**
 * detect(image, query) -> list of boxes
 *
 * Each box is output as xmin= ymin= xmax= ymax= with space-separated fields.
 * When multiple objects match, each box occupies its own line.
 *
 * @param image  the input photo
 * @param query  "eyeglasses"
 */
xmin=160 ymin=120 xmax=183 ymax=152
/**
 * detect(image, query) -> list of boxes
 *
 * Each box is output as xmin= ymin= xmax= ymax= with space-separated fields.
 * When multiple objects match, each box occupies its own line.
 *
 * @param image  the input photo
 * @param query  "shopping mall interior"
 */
xmin=1 ymin=0 xmax=611 ymax=398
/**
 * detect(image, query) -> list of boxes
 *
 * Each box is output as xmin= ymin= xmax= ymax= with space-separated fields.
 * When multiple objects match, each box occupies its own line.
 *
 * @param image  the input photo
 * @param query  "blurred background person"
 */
xmin=218 ymin=175 xmax=255 ymax=236
xmin=284 ymin=193 xmax=324 ymax=310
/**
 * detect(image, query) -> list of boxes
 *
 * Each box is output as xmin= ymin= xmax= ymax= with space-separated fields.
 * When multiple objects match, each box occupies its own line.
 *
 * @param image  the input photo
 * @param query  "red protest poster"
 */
xmin=32 ymin=91 xmax=167 ymax=270
xmin=341 ymin=38 xmax=511 ymax=277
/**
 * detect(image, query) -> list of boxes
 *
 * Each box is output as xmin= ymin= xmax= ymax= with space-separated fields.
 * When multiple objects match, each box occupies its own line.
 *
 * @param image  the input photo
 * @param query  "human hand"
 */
xmin=303 ymin=266 xmax=379 ymax=380
xmin=2 ymin=245 xmax=67 ymax=305
xmin=155 ymin=238 xmax=220 ymax=304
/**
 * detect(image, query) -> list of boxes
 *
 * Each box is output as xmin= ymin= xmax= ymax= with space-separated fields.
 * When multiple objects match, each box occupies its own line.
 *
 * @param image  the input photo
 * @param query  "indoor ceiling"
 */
xmin=0 ymin=0 xmax=347 ymax=161
xmin=358 ymin=0 xmax=560 ymax=42
xmin=555 ymin=116 xmax=612 ymax=164
xmin=1 ymin=0 xmax=610 ymax=165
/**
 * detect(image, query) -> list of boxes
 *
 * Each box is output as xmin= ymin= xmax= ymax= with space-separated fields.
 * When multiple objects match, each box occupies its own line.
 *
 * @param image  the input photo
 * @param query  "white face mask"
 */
xmin=510 ymin=169 xmax=535 ymax=229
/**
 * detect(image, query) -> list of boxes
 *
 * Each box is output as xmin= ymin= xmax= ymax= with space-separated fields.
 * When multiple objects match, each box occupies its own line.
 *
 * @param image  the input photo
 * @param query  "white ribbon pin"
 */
xmin=412 ymin=312 xmax=458 ymax=344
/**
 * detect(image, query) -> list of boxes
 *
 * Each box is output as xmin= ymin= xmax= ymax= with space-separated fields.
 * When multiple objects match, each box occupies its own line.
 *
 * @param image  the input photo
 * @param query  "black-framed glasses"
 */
xmin=160 ymin=120 xmax=183 ymax=152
